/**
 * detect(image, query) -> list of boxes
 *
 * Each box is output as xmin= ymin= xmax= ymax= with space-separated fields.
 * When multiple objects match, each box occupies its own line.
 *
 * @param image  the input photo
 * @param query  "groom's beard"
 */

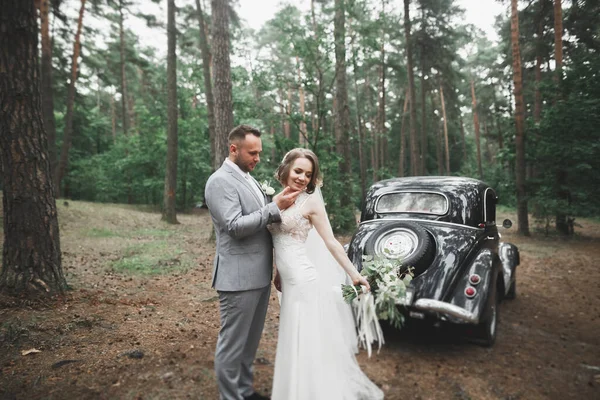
xmin=233 ymin=156 xmax=255 ymax=173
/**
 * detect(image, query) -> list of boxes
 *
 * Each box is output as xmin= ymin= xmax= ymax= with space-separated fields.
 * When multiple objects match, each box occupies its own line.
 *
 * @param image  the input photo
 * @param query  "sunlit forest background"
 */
xmin=24 ymin=0 xmax=600 ymax=232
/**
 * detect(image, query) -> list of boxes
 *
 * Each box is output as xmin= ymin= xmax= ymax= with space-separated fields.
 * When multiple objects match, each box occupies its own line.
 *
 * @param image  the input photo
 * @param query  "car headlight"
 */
xmin=373 ymin=228 xmax=419 ymax=260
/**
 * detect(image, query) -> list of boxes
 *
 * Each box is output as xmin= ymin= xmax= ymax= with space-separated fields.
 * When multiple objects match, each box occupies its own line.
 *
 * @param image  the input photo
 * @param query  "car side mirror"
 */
xmin=502 ymin=219 xmax=513 ymax=229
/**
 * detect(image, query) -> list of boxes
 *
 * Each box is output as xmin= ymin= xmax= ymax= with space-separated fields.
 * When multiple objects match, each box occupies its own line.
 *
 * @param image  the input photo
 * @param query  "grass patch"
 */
xmin=496 ymin=205 xmax=516 ymax=214
xmin=131 ymin=228 xmax=173 ymax=238
xmin=86 ymin=228 xmax=122 ymax=238
xmin=111 ymin=241 xmax=191 ymax=275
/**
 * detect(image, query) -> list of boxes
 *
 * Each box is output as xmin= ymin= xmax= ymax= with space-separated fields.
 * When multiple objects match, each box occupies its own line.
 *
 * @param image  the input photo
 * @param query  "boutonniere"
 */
xmin=260 ymin=181 xmax=275 ymax=196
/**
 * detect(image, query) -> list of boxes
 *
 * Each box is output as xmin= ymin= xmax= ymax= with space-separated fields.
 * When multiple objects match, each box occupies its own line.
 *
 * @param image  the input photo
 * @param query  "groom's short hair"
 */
xmin=228 ymin=125 xmax=261 ymax=144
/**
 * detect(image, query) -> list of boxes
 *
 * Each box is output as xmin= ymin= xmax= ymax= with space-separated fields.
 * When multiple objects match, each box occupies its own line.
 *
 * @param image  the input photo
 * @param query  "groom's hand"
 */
xmin=273 ymin=186 xmax=301 ymax=210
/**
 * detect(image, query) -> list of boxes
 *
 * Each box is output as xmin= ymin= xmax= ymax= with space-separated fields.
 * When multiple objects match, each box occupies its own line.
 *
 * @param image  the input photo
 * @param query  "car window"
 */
xmin=375 ymin=192 xmax=448 ymax=215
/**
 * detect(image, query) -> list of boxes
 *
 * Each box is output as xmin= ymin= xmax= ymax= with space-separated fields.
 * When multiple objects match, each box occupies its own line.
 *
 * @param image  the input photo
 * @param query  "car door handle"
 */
xmin=486 ymin=236 xmax=495 ymax=240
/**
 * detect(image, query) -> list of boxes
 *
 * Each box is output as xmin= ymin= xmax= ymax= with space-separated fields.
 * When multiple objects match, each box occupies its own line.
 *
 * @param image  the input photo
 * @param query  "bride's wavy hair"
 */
xmin=275 ymin=148 xmax=323 ymax=194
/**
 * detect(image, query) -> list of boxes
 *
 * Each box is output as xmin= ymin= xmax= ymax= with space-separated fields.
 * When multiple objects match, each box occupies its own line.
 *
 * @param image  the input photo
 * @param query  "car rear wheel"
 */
xmin=364 ymin=221 xmax=434 ymax=275
xmin=473 ymin=285 xmax=498 ymax=347
xmin=506 ymin=279 xmax=516 ymax=299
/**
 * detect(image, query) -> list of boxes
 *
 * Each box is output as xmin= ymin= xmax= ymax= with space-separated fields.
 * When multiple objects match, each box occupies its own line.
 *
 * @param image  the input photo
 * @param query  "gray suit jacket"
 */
xmin=205 ymin=160 xmax=281 ymax=291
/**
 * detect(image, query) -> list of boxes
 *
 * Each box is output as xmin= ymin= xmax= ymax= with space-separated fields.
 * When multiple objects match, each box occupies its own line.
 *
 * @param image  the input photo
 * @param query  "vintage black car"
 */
xmin=346 ymin=177 xmax=520 ymax=346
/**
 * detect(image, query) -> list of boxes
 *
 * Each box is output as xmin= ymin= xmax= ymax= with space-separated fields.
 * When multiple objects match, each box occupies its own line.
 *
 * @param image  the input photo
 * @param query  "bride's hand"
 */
xmin=353 ymin=275 xmax=370 ymax=292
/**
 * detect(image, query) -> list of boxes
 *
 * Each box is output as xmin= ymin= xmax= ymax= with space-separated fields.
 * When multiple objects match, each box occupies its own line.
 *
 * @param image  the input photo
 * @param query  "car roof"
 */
xmin=370 ymin=176 xmax=490 ymax=192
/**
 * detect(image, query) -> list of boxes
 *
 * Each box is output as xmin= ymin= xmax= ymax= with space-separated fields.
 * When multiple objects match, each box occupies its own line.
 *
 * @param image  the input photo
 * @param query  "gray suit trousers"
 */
xmin=215 ymin=285 xmax=271 ymax=400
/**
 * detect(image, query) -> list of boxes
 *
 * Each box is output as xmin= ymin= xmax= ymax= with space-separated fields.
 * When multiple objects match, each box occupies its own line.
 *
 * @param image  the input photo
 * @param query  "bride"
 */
xmin=268 ymin=148 xmax=384 ymax=400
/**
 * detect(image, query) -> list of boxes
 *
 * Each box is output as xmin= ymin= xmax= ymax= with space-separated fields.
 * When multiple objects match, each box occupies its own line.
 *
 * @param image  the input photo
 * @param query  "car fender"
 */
xmin=446 ymin=248 xmax=499 ymax=324
xmin=499 ymin=242 xmax=519 ymax=296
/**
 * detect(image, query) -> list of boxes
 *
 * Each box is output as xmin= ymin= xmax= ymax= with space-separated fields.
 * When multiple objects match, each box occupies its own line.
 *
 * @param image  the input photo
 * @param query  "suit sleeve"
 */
xmin=205 ymin=176 xmax=282 ymax=239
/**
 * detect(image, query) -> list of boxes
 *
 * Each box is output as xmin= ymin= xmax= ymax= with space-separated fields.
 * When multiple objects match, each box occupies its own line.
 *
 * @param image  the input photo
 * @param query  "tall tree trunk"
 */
xmin=377 ymin=0 xmax=387 ymax=170
xmin=377 ymin=46 xmax=386 ymax=172
xmin=398 ymin=94 xmax=409 ymax=177
xmin=279 ymin=87 xmax=286 ymax=136
xmin=352 ymin=52 xmax=367 ymax=206
xmin=553 ymin=0 xmax=563 ymax=81
xmin=0 ymin=0 xmax=66 ymax=296
xmin=460 ymin=115 xmax=466 ymax=161
xmin=440 ymin=85 xmax=450 ymax=175
xmin=534 ymin=2 xmax=544 ymax=124
xmin=54 ymin=0 xmax=86 ymax=196
xmin=404 ymin=0 xmax=419 ymax=176
xmin=419 ymin=6 xmax=428 ymax=175
xmin=334 ymin=0 xmax=352 ymax=209
xmin=296 ymin=56 xmax=308 ymax=147
xmin=436 ymin=120 xmax=443 ymax=175
xmin=553 ymin=0 xmax=568 ymax=234
xmin=420 ymin=68 xmax=427 ymax=175
xmin=39 ymin=0 xmax=57 ymax=175
xmin=118 ymin=0 xmax=129 ymax=135
xmin=111 ymin=95 xmax=116 ymax=141
xmin=470 ymin=79 xmax=483 ymax=179
xmin=285 ymin=84 xmax=292 ymax=139
xmin=163 ymin=0 xmax=178 ymax=224
xmin=211 ymin=0 xmax=234 ymax=165
xmin=195 ymin=0 xmax=217 ymax=170
xmin=511 ymin=0 xmax=530 ymax=235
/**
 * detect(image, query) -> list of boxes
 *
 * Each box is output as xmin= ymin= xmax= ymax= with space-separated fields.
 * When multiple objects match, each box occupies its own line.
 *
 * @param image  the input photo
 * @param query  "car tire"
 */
xmin=474 ymin=284 xmax=498 ymax=347
xmin=506 ymin=279 xmax=516 ymax=299
xmin=364 ymin=221 xmax=434 ymax=275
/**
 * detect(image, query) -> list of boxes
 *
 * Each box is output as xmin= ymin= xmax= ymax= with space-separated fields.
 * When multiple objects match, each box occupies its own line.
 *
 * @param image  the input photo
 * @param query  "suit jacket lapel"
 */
xmin=248 ymin=175 xmax=268 ymax=205
xmin=222 ymin=161 xmax=264 ymax=207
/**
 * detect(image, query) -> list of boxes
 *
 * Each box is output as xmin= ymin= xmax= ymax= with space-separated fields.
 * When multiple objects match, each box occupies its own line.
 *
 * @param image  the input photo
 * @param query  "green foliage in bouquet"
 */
xmin=342 ymin=256 xmax=414 ymax=329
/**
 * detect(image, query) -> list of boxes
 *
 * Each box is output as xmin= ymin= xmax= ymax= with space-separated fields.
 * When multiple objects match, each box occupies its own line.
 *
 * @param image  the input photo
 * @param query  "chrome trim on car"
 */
xmin=413 ymin=299 xmax=479 ymax=324
xmin=374 ymin=190 xmax=450 ymax=216
xmin=359 ymin=218 xmax=482 ymax=231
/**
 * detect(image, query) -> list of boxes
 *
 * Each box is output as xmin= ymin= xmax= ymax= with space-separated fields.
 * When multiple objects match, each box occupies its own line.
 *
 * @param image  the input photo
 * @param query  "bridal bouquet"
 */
xmin=341 ymin=256 xmax=414 ymax=354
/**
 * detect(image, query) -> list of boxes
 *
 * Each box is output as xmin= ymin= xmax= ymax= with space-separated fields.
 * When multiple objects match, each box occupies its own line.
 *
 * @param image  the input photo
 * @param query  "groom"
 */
xmin=205 ymin=125 xmax=299 ymax=400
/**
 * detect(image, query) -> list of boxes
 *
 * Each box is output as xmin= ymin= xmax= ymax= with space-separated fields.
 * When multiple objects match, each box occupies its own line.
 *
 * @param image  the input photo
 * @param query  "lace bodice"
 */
xmin=268 ymin=191 xmax=312 ymax=243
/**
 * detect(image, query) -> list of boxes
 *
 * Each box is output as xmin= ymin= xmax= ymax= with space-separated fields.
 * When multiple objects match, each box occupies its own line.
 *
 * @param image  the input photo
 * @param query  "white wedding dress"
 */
xmin=268 ymin=191 xmax=384 ymax=400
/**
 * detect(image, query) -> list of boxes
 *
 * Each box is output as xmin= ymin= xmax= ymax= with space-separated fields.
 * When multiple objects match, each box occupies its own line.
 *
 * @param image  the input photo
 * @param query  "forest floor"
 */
xmin=0 ymin=200 xmax=599 ymax=400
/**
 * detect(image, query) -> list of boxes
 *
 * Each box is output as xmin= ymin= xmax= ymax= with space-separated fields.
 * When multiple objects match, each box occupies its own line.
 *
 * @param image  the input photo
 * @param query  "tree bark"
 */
xmin=118 ymin=0 xmax=129 ymax=135
xmin=211 ymin=0 xmax=234 ymax=167
xmin=334 ymin=0 xmax=352 ymax=208
xmin=398 ymin=94 xmax=409 ymax=177
xmin=534 ymin=1 xmax=544 ymax=123
xmin=0 ymin=0 xmax=66 ymax=296
xmin=54 ymin=0 xmax=86 ymax=196
xmin=285 ymin=84 xmax=292 ymax=139
xmin=163 ymin=0 xmax=178 ymax=224
xmin=377 ymin=0 xmax=387 ymax=170
xmin=404 ymin=0 xmax=419 ymax=176
xmin=195 ymin=0 xmax=217 ymax=170
xmin=420 ymin=68 xmax=427 ymax=175
xmin=440 ymin=85 xmax=450 ymax=175
xmin=470 ymin=79 xmax=483 ymax=179
xmin=352 ymin=52 xmax=367 ymax=206
xmin=511 ymin=0 xmax=530 ymax=235
xmin=553 ymin=0 xmax=568 ymax=234
xmin=39 ymin=0 xmax=57 ymax=175
xmin=296 ymin=56 xmax=308 ymax=147
xmin=553 ymin=0 xmax=563 ymax=80
xmin=377 ymin=45 xmax=386 ymax=172
xmin=460 ymin=115 xmax=466 ymax=161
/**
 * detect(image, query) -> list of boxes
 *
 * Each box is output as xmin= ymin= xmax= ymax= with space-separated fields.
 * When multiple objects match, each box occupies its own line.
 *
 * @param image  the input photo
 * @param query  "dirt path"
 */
xmin=1 ymin=202 xmax=599 ymax=399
